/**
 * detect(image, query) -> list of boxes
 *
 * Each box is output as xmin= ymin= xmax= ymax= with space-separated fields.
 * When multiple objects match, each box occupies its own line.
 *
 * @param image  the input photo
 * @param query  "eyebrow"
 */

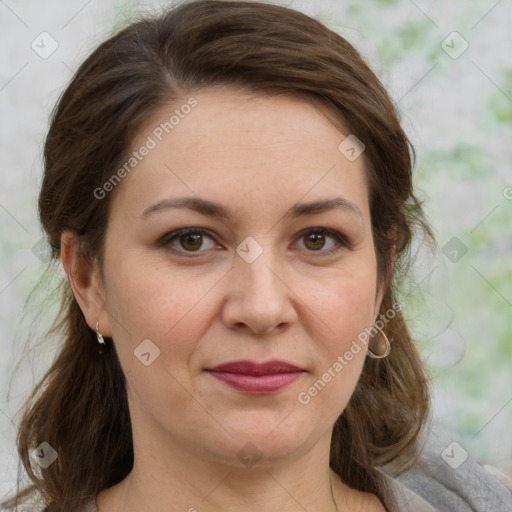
xmin=141 ymin=196 xmax=362 ymax=220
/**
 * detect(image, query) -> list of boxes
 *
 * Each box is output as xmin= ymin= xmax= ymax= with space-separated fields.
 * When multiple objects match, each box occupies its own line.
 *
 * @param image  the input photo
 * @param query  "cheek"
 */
xmin=103 ymin=234 xmax=377 ymax=375
xmin=101 ymin=252 xmax=220 ymax=375
xmin=106 ymin=236 xmax=218 ymax=322
xmin=102 ymin=257 xmax=216 ymax=422
xmin=104 ymin=246 xmax=378 ymax=361
xmin=304 ymin=261 xmax=378 ymax=346
xmin=294 ymin=263 xmax=377 ymax=414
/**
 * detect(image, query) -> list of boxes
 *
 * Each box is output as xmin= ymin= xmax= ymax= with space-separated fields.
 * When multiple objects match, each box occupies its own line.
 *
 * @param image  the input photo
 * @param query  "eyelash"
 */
xmin=158 ymin=227 xmax=352 ymax=257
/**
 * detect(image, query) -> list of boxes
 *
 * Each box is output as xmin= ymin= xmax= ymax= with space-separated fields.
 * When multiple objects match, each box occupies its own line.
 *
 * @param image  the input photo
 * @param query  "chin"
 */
xmin=204 ymin=418 xmax=316 ymax=466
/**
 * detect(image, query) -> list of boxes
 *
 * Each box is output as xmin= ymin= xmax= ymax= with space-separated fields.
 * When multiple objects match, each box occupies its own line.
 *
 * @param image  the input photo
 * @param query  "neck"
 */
xmin=97 ymin=428 xmax=345 ymax=512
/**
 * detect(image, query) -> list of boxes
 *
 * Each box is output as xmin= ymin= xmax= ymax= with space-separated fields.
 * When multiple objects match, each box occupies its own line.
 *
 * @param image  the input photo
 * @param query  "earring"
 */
xmin=367 ymin=325 xmax=390 ymax=359
xmin=95 ymin=321 xmax=105 ymax=345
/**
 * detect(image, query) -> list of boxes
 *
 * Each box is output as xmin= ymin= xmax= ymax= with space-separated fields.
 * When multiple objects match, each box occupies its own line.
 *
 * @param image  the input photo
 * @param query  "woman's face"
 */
xmin=99 ymin=88 xmax=383 ymax=467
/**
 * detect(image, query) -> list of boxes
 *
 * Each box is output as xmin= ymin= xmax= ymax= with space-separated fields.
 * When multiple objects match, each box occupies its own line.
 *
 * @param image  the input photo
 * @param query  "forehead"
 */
xmin=109 ymin=88 xmax=370 ymax=223
xmin=140 ymin=88 xmax=353 ymax=161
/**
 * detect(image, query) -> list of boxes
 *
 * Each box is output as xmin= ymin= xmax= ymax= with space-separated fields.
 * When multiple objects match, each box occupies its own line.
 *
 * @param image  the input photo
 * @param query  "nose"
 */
xmin=221 ymin=244 xmax=298 ymax=336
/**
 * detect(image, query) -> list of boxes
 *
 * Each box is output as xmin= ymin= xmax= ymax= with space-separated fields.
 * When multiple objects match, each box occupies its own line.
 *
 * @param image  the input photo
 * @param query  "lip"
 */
xmin=205 ymin=360 xmax=305 ymax=394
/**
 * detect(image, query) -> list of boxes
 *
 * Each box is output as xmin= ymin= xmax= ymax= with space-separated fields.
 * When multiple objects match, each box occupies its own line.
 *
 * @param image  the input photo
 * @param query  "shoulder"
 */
xmin=382 ymin=423 xmax=512 ymax=512
xmin=42 ymin=498 xmax=97 ymax=512
xmin=354 ymin=491 xmax=387 ymax=511
xmin=331 ymin=477 xmax=386 ymax=511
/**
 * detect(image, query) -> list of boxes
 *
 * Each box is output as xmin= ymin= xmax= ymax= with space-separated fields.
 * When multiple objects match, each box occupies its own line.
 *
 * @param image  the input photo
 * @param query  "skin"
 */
xmin=62 ymin=88 xmax=387 ymax=511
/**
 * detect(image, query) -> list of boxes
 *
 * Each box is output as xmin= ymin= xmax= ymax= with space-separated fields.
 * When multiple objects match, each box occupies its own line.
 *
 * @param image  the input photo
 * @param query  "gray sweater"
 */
xmin=388 ymin=422 xmax=512 ymax=511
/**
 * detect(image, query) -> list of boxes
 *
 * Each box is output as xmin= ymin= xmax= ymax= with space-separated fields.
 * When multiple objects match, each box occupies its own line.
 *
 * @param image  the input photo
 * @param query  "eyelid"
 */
xmin=158 ymin=228 xmax=220 ymax=256
xmin=159 ymin=226 xmax=352 ymax=256
xmin=295 ymin=226 xmax=352 ymax=253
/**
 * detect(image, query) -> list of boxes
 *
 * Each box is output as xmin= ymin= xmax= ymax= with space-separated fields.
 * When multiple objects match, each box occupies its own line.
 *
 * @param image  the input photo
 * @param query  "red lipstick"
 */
xmin=206 ymin=360 xmax=305 ymax=394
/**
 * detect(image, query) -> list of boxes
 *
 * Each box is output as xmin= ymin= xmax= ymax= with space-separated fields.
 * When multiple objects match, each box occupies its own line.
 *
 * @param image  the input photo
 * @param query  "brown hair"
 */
xmin=3 ymin=1 xmax=432 ymax=510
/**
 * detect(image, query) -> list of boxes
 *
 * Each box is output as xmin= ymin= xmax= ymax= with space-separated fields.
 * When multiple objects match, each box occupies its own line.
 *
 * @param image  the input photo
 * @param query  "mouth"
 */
xmin=205 ymin=360 xmax=305 ymax=394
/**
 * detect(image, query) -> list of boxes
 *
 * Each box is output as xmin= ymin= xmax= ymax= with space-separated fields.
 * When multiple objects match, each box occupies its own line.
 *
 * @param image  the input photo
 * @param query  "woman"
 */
xmin=3 ymin=1 xmax=511 ymax=511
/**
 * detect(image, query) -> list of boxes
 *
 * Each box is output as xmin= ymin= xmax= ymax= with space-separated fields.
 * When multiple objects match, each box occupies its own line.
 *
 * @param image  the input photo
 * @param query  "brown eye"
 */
xmin=295 ymin=227 xmax=350 ymax=254
xmin=160 ymin=229 xmax=217 ymax=254
xmin=303 ymin=232 xmax=327 ymax=251
xmin=179 ymin=232 xmax=204 ymax=251
xmin=160 ymin=226 xmax=350 ymax=258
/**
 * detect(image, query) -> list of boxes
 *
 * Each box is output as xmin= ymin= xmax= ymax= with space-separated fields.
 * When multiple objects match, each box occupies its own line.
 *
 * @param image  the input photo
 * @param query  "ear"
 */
xmin=60 ymin=230 xmax=112 ymax=337
xmin=373 ymin=228 xmax=397 ymax=321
